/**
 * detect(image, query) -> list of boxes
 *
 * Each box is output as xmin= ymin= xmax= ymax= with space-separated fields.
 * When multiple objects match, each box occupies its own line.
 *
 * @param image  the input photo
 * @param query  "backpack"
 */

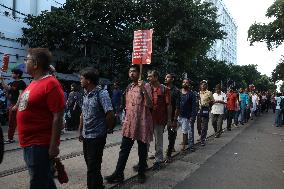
xmin=96 ymin=89 xmax=115 ymax=132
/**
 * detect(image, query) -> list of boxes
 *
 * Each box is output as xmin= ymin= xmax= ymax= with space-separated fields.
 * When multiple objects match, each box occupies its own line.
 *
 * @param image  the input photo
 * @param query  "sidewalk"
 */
xmin=0 ymin=115 xmax=250 ymax=189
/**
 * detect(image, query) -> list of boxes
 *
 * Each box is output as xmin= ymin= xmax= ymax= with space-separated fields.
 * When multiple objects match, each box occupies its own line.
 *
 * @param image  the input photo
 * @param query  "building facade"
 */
xmin=206 ymin=0 xmax=237 ymax=65
xmin=0 ymin=0 xmax=65 ymax=70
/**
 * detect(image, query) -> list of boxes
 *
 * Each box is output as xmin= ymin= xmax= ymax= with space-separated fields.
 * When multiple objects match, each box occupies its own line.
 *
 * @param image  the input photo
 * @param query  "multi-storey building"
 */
xmin=0 ymin=0 xmax=65 ymax=70
xmin=206 ymin=0 xmax=237 ymax=64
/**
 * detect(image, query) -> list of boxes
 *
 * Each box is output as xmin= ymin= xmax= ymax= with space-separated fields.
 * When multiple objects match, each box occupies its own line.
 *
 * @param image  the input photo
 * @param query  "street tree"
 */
xmin=248 ymin=0 xmax=284 ymax=50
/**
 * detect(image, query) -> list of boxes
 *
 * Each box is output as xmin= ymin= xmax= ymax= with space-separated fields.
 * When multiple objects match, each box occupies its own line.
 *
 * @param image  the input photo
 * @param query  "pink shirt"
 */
xmin=122 ymin=83 xmax=153 ymax=144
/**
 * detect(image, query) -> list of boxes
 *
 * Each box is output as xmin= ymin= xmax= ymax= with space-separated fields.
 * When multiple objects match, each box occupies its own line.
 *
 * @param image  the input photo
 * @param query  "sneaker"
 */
xmin=200 ymin=141 xmax=205 ymax=146
xmin=137 ymin=173 xmax=146 ymax=184
xmin=4 ymin=139 xmax=15 ymax=144
xmin=105 ymin=173 xmax=124 ymax=183
xmin=164 ymin=156 xmax=173 ymax=163
xmin=227 ymin=128 xmax=231 ymax=131
xmin=152 ymin=162 xmax=162 ymax=171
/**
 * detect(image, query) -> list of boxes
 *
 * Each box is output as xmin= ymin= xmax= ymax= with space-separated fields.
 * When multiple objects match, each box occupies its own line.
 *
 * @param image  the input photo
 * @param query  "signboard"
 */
xmin=132 ymin=29 xmax=153 ymax=64
xmin=1 ymin=54 xmax=9 ymax=72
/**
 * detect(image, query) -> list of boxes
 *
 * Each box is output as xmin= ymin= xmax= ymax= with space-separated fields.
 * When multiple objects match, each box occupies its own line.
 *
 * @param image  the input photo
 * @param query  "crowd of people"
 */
xmin=0 ymin=48 xmax=282 ymax=189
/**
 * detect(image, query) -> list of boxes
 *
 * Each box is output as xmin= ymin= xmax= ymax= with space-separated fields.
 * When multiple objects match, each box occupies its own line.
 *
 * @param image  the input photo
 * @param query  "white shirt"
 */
xmin=275 ymin=96 xmax=282 ymax=110
xmin=211 ymin=92 xmax=227 ymax=114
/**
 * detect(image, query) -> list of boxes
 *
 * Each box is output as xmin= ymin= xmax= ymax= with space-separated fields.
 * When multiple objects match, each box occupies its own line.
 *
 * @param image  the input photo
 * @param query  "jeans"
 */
xmin=153 ymin=125 xmax=164 ymax=163
xmin=190 ymin=120 xmax=195 ymax=146
xmin=167 ymin=127 xmax=177 ymax=157
xmin=115 ymin=137 xmax=148 ymax=175
xmin=275 ymin=109 xmax=282 ymax=127
xmin=240 ymin=108 xmax=246 ymax=124
xmin=83 ymin=137 xmax=106 ymax=189
xmin=23 ymin=145 xmax=57 ymax=189
xmin=234 ymin=110 xmax=240 ymax=125
xmin=212 ymin=114 xmax=223 ymax=136
xmin=8 ymin=104 xmax=17 ymax=140
xmin=227 ymin=110 xmax=235 ymax=129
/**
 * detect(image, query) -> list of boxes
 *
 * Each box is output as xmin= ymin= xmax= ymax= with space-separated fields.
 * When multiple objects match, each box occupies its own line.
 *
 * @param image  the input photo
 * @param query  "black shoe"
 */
xmin=137 ymin=173 xmax=146 ymax=184
xmin=133 ymin=163 xmax=148 ymax=172
xmin=200 ymin=141 xmax=205 ymax=146
xmin=189 ymin=147 xmax=196 ymax=152
xmin=152 ymin=162 xmax=162 ymax=171
xmin=105 ymin=173 xmax=124 ymax=183
xmin=214 ymin=134 xmax=220 ymax=138
xmin=227 ymin=128 xmax=231 ymax=131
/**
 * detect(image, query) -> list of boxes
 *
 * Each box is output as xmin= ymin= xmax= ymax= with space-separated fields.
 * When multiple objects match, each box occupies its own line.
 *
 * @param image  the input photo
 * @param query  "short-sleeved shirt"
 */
xmin=8 ymin=80 xmax=26 ymax=104
xmin=275 ymin=96 xmax=282 ymax=110
xmin=82 ymin=87 xmax=113 ymax=139
xmin=67 ymin=91 xmax=83 ymax=110
xmin=226 ymin=92 xmax=237 ymax=111
xmin=17 ymin=76 xmax=65 ymax=148
xmin=211 ymin=92 xmax=227 ymax=114
xmin=239 ymin=93 xmax=248 ymax=109
xmin=122 ymin=83 xmax=153 ymax=144
xmin=199 ymin=90 xmax=213 ymax=108
xmin=151 ymin=84 xmax=171 ymax=125
xmin=180 ymin=90 xmax=197 ymax=119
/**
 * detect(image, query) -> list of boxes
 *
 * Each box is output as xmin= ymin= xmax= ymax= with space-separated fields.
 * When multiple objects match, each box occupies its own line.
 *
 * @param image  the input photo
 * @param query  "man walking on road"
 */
xmin=239 ymin=88 xmax=249 ymax=125
xmin=79 ymin=67 xmax=114 ymax=189
xmin=226 ymin=87 xmax=237 ymax=131
xmin=179 ymin=78 xmax=197 ymax=151
xmin=147 ymin=70 xmax=171 ymax=170
xmin=164 ymin=73 xmax=180 ymax=163
xmin=17 ymin=48 xmax=65 ymax=189
xmin=198 ymin=80 xmax=213 ymax=146
xmin=211 ymin=84 xmax=227 ymax=138
xmin=274 ymin=93 xmax=282 ymax=127
xmin=105 ymin=65 xmax=153 ymax=184
xmin=1 ymin=68 xmax=26 ymax=143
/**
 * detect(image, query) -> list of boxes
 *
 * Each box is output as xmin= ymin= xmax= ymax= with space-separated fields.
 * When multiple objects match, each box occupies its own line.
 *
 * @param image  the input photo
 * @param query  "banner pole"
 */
xmin=139 ymin=63 xmax=143 ymax=80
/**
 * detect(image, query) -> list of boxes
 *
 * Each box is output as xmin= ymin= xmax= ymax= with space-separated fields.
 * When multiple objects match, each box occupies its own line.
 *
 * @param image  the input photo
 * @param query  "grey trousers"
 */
xmin=212 ymin=114 xmax=224 ymax=136
xmin=154 ymin=124 xmax=164 ymax=163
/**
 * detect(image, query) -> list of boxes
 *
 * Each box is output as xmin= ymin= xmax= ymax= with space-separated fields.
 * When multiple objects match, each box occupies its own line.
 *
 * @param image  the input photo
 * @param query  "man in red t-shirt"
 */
xmin=147 ymin=70 xmax=171 ymax=170
xmin=17 ymin=48 xmax=64 ymax=189
xmin=226 ymin=88 xmax=238 ymax=131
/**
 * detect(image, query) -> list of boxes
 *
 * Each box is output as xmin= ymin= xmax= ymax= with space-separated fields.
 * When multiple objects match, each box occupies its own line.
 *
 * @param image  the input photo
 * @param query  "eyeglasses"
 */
xmin=24 ymin=58 xmax=33 ymax=62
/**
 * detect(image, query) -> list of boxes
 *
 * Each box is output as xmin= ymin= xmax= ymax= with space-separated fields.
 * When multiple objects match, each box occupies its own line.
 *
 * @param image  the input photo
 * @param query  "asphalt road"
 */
xmin=174 ymin=112 xmax=284 ymax=189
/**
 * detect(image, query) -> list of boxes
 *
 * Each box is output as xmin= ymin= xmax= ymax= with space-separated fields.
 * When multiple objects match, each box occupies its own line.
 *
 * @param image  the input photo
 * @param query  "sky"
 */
xmin=222 ymin=0 xmax=284 ymax=77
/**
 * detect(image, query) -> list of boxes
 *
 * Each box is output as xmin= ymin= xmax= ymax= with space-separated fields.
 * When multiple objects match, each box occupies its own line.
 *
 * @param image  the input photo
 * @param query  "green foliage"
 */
xmin=18 ymin=0 xmax=225 ymax=81
xmin=18 ymin=0 xmax=275 ymax=91
xmin=248 ymin=0 xmax=284 ymax=50
xmin=271 ymin=56 xmax=284 ymax=82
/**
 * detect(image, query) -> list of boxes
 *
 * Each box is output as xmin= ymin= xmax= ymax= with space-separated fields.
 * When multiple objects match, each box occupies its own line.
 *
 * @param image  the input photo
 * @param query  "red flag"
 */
xmin=132 ymin=29 xmax=153 ymax=64
xmin=1 ymin=54 xmax=9 ymax=72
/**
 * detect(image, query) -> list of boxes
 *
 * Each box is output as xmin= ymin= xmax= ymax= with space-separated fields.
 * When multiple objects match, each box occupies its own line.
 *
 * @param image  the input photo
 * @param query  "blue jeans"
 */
xmin=275 ymin=109 xmax=282 ymax=127
xmin=23 ymin=145 xmax=57 ymax=189
xmin=240 ymin=108 xmax=246 ymax=124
